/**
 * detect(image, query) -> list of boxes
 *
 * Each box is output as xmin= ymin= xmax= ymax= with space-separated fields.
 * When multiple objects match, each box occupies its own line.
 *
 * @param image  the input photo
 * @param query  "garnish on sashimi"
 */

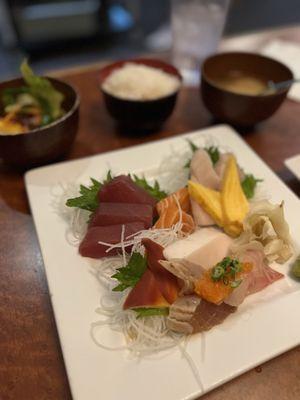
xmin=194 ymin=258 xmax=253 ymax=305
xmin=63 ymin=138 xmax=294 ymax=352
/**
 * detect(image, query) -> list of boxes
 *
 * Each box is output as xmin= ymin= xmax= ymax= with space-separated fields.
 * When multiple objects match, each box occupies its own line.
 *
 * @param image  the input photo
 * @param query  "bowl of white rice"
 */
xmin=99 ymin=59 xmax=182 ymax=131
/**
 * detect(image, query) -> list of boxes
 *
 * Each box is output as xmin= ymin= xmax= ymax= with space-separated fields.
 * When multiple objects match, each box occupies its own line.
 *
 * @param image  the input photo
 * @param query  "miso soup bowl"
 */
xmin=0 ymin=77 xmax=79 ymax=168
xmin=201 ymin=52 xmax=293 ymax=126
xmin=99 ymin=58 xmax=182 ymax=131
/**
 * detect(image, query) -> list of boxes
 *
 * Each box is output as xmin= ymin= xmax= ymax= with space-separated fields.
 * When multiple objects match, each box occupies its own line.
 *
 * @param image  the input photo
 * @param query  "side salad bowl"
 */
xmin=0 ymin=77 xmax=80 ymax=168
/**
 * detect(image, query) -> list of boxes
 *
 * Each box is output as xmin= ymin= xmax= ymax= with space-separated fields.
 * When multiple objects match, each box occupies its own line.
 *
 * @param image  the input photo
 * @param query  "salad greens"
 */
xmin=1 ymin=60 xmax=65 ymax=130
xmin=20 ymin=60 xmax=65 ymax=120
xmin=112 ymin=252 xmax=147 ymax=292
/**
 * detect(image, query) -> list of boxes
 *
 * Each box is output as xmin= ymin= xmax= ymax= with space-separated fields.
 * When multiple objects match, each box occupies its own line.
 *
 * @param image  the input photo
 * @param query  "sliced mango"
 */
xmin=188 ymin=180 xmax=224 ymax=227
xmin=221 ymin=155 xmax=249 ymax=233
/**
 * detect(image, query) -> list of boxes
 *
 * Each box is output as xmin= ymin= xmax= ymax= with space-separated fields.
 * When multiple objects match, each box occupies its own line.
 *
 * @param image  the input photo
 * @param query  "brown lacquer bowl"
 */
xmin=0 ymin=77 xmax=79 ymax=167
xmin=99 ymin=58 xmax=182 ymax=131
xmin=201 ymin=52 xmax=293 ymax=126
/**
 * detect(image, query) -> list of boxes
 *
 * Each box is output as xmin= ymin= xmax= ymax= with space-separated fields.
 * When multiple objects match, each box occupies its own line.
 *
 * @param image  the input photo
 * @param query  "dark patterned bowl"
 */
xmin=0 ymin=77 xmax=80 ymax=167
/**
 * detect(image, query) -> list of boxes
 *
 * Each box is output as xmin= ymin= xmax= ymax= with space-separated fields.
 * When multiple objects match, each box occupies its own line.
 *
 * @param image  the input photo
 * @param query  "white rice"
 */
xmin=102 ymin=63 xmax=181 ymax=101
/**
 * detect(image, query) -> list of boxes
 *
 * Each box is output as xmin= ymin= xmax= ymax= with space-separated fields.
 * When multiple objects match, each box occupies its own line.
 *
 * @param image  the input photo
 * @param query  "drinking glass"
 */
xmin=171 ymin=0 xmax=230 ymax=84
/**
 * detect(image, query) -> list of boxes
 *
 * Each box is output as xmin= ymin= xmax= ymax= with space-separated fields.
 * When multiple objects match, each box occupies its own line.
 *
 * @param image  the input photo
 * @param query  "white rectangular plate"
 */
xmin=285 ymin=154 xmax=300 ymax=180
xmin=25 ymin=125 xmax=300 ymax=400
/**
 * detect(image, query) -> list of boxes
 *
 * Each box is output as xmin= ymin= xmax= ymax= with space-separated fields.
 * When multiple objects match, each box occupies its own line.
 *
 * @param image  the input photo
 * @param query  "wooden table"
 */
xmin=1 ymin=27 xmax=300 ymax=400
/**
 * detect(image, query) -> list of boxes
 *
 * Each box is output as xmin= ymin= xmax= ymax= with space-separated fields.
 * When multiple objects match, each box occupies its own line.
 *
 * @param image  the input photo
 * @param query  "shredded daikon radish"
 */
xmin=178 ymin=339 xmax=204 ymax=392
xmin=50 ymin=181 xmax=89 ymax=245
xmin=90 ymin=259 xmax=184 ymax=356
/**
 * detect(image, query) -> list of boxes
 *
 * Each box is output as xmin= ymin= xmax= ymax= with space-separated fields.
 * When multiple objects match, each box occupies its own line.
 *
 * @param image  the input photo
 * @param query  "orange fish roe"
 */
xmin=195 ymin=262 xmax=253 ymax=305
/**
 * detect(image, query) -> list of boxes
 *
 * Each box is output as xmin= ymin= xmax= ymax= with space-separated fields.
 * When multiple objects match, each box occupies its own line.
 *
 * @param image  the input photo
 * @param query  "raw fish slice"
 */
xmin=156 ymin=187 xmax=190 ymax=214
xmin=242 ymin=250 xmax=283 ymax=295
xmin=142 ymin=238 xmax=179 ymax=304
xmin=98 ymin=175 xmax=156 ymax=208
xmin=190 ymin=149 xmax=220 ymax=189
xmin=155 ymin=210 xmax=195 ymax=234
xmin=215 ymin=152 xmax=245 ymax=183
xmin=79 ymin=222 xmax=144 ymax=258
xmin=190 ymin=198 xmax=215 ymax=227
xmin=161 ymin=228 xmax=233 ymax=296
xmin=189 ymin=175 xmax=220 ymax=227
xmin=190 ymin=149 xmax=221 ymax=226
xmin=166 ymin=295 xmax=201 ymax=334
xmin=163 ymin=228 xmax=232 ymax=271
xmin=160 ymin=259 xmax=198 ymax=294
xmin=123 ymin=269 xmax=169 ymax=309
xmin=167 ymin=296 xmax=236 ymax=334
xmin=194 ymin=262 xmax=253 ymax=305
xmin=154 ymin=188 xmax=195 ymax=234
xmin=89 ymin=202 xmax=153 ymax=229
xmin=225 ymin=250 xmax=284 ymax=307
xmin=190 ymin=300 xmax=236 ymax=333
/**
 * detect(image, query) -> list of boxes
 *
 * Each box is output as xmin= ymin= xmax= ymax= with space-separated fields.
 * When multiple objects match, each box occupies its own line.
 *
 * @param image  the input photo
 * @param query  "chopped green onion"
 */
xmin=230 ymin=279 xmax=242 ymax=288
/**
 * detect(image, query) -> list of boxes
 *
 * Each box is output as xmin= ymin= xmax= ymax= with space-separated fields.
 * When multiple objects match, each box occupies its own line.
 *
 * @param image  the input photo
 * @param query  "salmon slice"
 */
xmin=154 ymin=188 xmax=195 ymax=234
xmin=156 ymin=187 xmax=190 ymax=214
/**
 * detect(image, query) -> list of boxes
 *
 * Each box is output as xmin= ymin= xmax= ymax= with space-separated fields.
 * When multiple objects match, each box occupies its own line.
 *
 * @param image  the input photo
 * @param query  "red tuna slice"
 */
xmin=123 ymin=269 xmax=169 ymax=310
xmin=79 ymin=222 xmax=144 ymax=258
xmin=142 ymin=238 xmax=179 ymax=304
xmin=89 ymin=202 xmax=153 ymax=229
xmin=98 ymin=175 xmax=156 ymax=208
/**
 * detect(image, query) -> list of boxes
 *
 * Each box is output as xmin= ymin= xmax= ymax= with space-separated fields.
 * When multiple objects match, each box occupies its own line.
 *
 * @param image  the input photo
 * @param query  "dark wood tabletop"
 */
xmin=1 ymin=27 xmax=300 ymax=400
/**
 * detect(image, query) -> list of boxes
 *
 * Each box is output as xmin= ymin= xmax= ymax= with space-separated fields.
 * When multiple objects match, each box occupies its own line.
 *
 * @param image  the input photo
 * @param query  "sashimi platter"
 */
xmin=26 ymin=126 xmax=300 ymax=400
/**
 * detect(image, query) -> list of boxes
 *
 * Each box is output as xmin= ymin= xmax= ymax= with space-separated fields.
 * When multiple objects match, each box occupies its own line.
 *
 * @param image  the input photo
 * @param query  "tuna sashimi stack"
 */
xmin=79 ymin=175 xmax=156 ymax=258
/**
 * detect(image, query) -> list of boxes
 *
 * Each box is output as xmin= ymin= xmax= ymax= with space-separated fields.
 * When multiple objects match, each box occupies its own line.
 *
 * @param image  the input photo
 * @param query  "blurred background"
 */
xmin=0 ymin=0 xmax=299 ymax=79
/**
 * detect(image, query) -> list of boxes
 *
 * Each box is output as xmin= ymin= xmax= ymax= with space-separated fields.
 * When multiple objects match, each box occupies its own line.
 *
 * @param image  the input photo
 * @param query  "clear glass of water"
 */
xmin=171 ymin=0 xmax=230 ymax=85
